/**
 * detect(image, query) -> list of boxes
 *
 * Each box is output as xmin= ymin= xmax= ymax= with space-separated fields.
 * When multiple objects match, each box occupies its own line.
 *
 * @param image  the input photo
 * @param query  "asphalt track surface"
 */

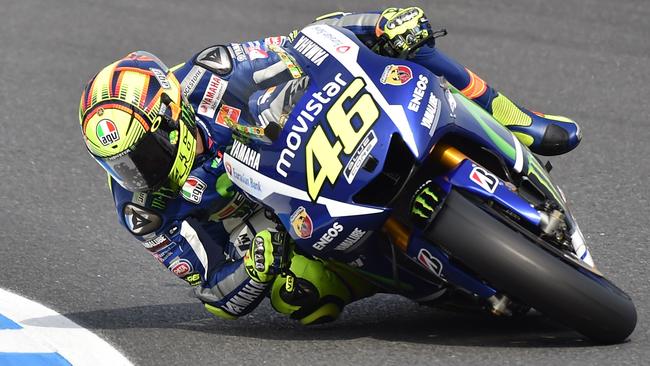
xmin=1 ymin=0 xmax=648 ymax=365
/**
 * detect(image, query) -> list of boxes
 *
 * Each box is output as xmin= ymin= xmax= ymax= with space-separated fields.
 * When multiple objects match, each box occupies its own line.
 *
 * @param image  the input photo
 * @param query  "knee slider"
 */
xmin=280 ymin=278 xmax=344 ymax=325
xmin=204 ymin=303 xmax=237 ymax=320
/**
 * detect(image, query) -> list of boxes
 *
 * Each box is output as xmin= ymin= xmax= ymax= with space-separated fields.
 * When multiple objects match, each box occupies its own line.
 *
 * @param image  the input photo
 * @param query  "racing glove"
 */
xmin=244 ymin=229 xmax=286 ymax=283
xmin=374 ymin=7 xmax=435 ymax=58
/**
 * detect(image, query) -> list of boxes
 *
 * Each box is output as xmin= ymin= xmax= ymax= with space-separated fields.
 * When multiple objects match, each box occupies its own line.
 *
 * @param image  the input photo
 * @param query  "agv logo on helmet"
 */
xmin=96 ymin=119 xmax=120 ymax=146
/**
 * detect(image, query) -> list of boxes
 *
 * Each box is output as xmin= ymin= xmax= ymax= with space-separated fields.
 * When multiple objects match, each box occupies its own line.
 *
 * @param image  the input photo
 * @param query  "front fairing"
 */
xmin=222 ymin=25 xmax=451 ymax=259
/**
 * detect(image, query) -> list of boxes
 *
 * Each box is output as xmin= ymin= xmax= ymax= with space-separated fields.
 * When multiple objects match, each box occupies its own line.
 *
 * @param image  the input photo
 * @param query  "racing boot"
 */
xmin=458 ymin=69 xmax=582 ymax=156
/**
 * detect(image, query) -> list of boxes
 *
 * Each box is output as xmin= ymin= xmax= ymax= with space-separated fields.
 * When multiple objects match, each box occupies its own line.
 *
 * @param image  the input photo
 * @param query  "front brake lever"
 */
xmin=400 ymin=28 xmax=448 ymax=59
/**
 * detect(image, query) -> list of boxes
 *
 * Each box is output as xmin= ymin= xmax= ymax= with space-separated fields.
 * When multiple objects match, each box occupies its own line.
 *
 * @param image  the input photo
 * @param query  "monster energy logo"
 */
xmin=151 ymin=186 xmax=177 ymax=210
xmin=411 ymin=186 xmax=439 ymax=219
xmin=180 ymin=101 xmax=196 ymax=128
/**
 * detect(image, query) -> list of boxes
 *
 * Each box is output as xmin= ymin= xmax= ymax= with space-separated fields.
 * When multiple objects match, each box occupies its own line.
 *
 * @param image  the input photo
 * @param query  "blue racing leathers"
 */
xmin=109 ymin=35 xmax=305 ymax=319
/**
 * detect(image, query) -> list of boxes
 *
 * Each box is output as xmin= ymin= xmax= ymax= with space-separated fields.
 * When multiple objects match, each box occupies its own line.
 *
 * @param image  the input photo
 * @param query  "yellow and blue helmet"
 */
xmin=79 ymin=51 xmax=197 ymax=193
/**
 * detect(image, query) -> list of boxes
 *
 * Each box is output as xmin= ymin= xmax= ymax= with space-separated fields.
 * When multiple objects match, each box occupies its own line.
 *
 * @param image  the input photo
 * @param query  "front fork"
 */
xmin=383 ymin=144 xmax=497 ymax=301
xmin=383 ymin=144 xmax=597 ymax=312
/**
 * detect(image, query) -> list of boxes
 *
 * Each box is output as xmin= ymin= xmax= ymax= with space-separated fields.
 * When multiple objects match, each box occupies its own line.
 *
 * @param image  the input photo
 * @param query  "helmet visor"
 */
xmin=96 ymin=125 xmax=178 ymax=192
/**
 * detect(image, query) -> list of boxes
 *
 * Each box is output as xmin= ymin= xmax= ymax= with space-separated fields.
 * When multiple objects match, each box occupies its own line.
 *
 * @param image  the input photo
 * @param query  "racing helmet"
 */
xmin=79 ymin=51 xmax=197 ymax=193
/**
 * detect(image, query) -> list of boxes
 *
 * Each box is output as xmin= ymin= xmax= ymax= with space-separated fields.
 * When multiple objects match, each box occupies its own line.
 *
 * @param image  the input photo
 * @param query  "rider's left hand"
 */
xmin=244 ymin=229 xmax=285 ymax=283
xmin=375 ymin=7 xmax=434 ymax=57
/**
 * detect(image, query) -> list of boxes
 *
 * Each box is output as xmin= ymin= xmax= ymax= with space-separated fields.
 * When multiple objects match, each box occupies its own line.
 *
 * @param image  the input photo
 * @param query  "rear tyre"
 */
xmin=426 ymin=190 xmax=637 ymax=343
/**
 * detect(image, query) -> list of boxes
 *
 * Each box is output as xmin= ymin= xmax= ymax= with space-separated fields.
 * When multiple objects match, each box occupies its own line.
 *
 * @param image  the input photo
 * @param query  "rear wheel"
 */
xmin=425 ymin=190 xmax=637 ymax=343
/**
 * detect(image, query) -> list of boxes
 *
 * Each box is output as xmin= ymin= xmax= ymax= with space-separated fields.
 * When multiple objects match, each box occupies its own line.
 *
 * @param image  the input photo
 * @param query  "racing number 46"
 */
xmin=305 ymin=77 xmax=380 ymax=200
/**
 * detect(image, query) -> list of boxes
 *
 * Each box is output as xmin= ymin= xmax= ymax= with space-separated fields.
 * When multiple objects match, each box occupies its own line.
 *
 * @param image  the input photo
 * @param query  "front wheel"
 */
xmin=425 ymin=190 xmax=637 ymax=343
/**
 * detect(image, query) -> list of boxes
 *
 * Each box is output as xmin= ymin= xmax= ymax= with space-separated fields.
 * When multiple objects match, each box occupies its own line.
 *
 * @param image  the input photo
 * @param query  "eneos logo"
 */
xmin=380 ymin=64 xmax=413 ymax=86
xmin=96 ymin=119 xmax=120 ymax=146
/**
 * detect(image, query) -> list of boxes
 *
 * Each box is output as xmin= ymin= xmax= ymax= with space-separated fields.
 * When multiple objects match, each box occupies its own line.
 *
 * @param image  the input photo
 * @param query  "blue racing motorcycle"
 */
xmin=222 ymin=24 xmax=636 ymax=343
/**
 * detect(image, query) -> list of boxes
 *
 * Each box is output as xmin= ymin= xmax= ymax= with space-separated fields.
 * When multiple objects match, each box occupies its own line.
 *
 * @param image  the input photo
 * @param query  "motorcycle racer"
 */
xmin=78 ymin=7 xmax=581 ymax=325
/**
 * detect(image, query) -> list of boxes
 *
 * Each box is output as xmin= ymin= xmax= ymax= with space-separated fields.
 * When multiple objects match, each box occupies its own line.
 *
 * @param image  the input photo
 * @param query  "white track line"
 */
xmin=0 ymin=288 xmax=133 ymax=365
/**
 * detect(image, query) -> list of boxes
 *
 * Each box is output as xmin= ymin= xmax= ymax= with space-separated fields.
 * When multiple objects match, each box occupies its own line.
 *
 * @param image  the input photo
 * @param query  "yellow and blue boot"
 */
xmin=479 ymin=87 xmax=582 ymax=156
xmin=435 ymin=62 xmax=581 ymax=156
xmin=409 ymin=43 xmax=582 ymax=155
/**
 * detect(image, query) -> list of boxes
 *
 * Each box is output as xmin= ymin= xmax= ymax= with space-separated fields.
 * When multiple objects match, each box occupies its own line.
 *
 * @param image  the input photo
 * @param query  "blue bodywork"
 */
xmin=222 ymin=25 xmax=577 ymax=299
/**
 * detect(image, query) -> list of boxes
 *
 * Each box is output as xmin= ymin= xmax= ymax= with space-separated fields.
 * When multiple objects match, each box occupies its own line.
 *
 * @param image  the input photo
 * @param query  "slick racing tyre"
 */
xmin=426 ymin=190 xmax=637 ymax=343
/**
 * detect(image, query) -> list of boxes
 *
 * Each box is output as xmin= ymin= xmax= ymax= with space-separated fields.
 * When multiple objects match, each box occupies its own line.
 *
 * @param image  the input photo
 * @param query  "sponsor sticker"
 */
xmin=132 ymin=191 xmax=147 ymax=206
xmin=226 ymin=161 xmax=262 ymax=193
xmin=305 ymin=25 xmax=353 ymax=50
xmin=336 ymin=45 xmax=351 ymax=53
xmin=380 ymin=64 xmax=413 ymax=86
xmin=344 ymin=130 xmax=378 ymax=184
xmin=264 ymin=36 xmax=284 ymax=46
xmin=290 ymin=206 xmax=313 ymax=239
xmin=421 ymin=92 xmax=441 ymax=135
xmin=293 ymin=36 xmax=329 ymax=66
xmin=150 ymin=68 xmax=171 ymax=89
xmin=469 ymin=166 xmax=499 ymax=193
xmin=418 ymin=248 xmax=443 ymax=276
xmin=123 ymin=203 xmax=162 ymax=236
xmin=183 ymin=273 xmax=201 ymax=286
xmin=181 ymin=176 xmax=207 ymax=204
xmin=216 ymin=104 xmax=241 ymax=127
xmin=235 ymin=232 xmax=252 ymax=253
xmin=169 ymin=259 xmax=193 ymax=278
xmin=96 ymin=119 xmax=119 ymax=146
xmin=222 ymin=280 xmax=266 ymax=315
xmin=312 ymin=221 xmax=344 ymax=250
xmin=142 ymin=234 xmax=170 ymax=252
xmin=246 ymin=47 xmax=269 ymax=60
xmin=197 ymin=74 xmax=228 ymax=119
xmin=167 ymin=224 xmax=179 ymax=237
xmin=230 ymin=139 xmax=260 ymax=170
xmin=153 ymin=242 xmax=175 ymax=263
xmin=230 ymin=43 xmax=247 ymax=62
xmin=195 ymin=45 xmax=232 ymax=75
xmin=181 ymin=66 xmax=206 ymax=97
xmin=333 ymin=227 xmax=367 ymax=251
xmin=211 ymin=150 xmax=223 ymax=168
xmin=408 ymin=74 xmax=429 ymax=112
xmin=244 ymin=40 xmax=261 ymax=49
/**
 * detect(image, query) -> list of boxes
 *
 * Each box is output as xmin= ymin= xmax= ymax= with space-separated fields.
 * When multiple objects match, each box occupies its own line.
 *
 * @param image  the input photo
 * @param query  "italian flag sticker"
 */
xmin=96 ymin=119 xmax=120 ymax=146
xmin=182 ymin=177 xmax=207 ymax=204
